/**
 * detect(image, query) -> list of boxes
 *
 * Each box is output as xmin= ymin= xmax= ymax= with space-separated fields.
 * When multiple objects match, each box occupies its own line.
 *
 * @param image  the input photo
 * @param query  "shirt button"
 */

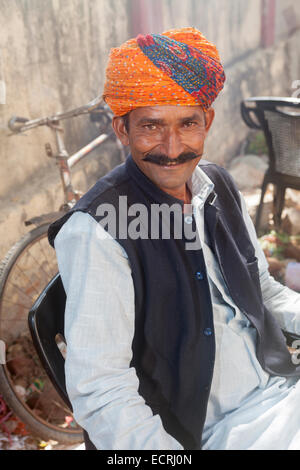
xmin=195 ymin=271 xmax=204 ymax=280
xmin=203 ymin=327 xmax=213 ymax=337
xmin=184 ymin=215 xmax=193 ymax=225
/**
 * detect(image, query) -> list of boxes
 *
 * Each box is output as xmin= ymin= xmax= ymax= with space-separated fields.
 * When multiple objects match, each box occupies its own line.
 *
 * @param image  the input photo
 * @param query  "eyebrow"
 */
xmin=137 ymin=117 xmax=165 ymax=126
xmin=137 ymin=113 xmax=204 ymax=126
xmin=180 ymin=113 xmax=204 ymax=123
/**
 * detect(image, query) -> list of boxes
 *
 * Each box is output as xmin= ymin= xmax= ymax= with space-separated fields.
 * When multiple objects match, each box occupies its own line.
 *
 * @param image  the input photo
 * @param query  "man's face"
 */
xmin=112 ymin=105 xmax=215 ymax=196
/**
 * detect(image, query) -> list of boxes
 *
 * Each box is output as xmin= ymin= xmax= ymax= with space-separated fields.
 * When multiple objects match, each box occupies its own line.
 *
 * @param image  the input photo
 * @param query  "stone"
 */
xmin=285 ymin=189 xmax=300 ymax=208
xmin=281 ymin=207 xmax=300 ymax=235
xmin=227 ymin=154 xmax=268 ymax=191
xmin=229 ymin=154 xmax=269 ymax=172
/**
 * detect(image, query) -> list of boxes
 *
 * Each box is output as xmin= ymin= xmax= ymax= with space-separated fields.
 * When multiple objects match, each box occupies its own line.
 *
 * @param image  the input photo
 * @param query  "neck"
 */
xmin=161 ymin=184 xmax=192 ymax=206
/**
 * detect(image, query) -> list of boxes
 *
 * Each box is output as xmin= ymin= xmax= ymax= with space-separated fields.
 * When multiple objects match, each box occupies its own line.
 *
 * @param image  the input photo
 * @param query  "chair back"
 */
xmin=28 ymin=273 xmax=72 ymax=410
xmin=241 ymin=97 xmax=300 ymax=177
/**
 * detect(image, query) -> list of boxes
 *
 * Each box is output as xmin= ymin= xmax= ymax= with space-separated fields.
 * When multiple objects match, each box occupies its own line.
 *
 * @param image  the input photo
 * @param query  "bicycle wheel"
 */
xmin=0 ymin=224 xmax=83 ymax=444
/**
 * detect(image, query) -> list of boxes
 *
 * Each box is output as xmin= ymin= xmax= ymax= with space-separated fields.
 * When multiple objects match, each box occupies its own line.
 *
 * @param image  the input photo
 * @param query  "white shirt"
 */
xmin=54 ymin=164 xmax=300 ymax=450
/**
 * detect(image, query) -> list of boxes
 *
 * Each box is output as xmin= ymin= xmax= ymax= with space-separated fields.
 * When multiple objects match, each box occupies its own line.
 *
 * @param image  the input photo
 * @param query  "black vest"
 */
xmin=48 ymin=155 xmax=300 ymax=450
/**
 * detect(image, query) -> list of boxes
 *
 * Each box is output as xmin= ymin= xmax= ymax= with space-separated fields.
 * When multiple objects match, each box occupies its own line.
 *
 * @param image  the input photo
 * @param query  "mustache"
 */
xmin=142 ymin=151 xmax=201 ymax=165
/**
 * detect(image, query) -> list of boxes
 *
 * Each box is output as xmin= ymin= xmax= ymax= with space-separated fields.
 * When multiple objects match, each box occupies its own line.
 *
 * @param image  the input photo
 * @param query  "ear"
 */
xmin=112 ymin=116 xmax=130 ymax=146
xmin=204 ymin=108 xmax=215 ymax=134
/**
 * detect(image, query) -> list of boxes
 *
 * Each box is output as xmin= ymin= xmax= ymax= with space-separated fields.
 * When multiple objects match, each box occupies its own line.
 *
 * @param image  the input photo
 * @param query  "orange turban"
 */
xmin=103 ymin=27 xmax=225 ymax=117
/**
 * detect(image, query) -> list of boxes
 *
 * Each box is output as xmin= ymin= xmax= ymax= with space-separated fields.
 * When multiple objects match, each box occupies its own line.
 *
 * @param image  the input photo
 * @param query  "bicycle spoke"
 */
xmin=37 ymin=240 xmax=54 ymax=275
xmin=45 ymin=402 xmax=58 ymax=424
xmin=39 ymin=395 xmax=65 ymax=424
xmin=2 ymin=279 xmax=36 ymax=305
xmin=14 ymin=265 xmax=41 ymax=296
xmin=51 ymin=399 xmax=70 ymax=416
xmin=0 ymin=237 xmax=58 ymax=336
xmin=23 ymin=245 xmax=55 ymax=280
xmin=0 ymin=298 xmax=32 ymax=312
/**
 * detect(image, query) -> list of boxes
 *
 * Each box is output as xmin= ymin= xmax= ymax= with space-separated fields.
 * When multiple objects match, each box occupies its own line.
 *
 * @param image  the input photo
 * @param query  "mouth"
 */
xmin=143 ymin=153 xmax=200 ymax=168
xmin=147 ymin=161 xmax=186 ymax=171
xmin=161 ymin=162 xmax=185 ymax=170
xmin=161 ymin=161 xmax=183 ymax=166
xmin=146 ymin=160 xmax=189 ymax=168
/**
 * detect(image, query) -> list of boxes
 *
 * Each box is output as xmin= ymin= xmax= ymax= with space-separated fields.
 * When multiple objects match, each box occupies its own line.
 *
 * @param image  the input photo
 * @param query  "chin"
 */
xmin=152 ymin=173 xmax=188 ymax=190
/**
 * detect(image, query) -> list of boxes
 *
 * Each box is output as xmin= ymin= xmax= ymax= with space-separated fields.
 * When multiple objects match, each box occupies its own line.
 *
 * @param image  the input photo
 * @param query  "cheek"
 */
xmin=186 ymin=157 xmax=202 ymax=171
xmin=182 ymin=130 xmax=206 ymax=146
xmin=129 ymin=134 xmax=160 ymax=153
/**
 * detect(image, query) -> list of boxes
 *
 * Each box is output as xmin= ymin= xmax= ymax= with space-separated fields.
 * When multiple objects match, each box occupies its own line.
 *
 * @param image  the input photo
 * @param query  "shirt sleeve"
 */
xmin=54 ymin=211 xmax=183 ymax=450
xmin=240 ymin=193 xmax=300 ymax=336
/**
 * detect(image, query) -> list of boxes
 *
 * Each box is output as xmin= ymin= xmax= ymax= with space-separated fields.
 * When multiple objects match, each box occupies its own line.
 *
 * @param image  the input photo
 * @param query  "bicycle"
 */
xmin=0 ymin=94 xmax=126 ymax=444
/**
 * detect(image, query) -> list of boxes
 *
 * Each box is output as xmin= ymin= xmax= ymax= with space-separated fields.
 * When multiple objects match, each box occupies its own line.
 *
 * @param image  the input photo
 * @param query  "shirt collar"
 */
xmin=187 ymin=164 xmax=215 ymax=208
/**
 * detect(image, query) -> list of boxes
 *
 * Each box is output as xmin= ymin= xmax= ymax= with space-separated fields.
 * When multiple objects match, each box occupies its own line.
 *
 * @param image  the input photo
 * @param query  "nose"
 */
xmin=161 ymin=128 xmax=184 ymax=160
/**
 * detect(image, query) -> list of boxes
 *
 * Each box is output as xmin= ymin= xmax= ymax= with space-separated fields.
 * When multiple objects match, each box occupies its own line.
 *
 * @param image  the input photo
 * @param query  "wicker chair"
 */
xmin=241 ymin=97 xmax=300 ymax=232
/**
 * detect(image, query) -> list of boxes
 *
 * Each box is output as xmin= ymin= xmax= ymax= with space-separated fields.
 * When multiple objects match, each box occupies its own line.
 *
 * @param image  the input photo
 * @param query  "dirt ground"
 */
xmin=0 ymin=431 xmax=84 ymax=450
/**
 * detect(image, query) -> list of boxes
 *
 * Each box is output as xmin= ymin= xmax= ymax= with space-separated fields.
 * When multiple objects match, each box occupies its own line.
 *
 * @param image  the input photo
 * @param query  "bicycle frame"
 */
xmin=51 ymin=121 xmax=115 ymax=209
xmin=8 ymin=94 xmax=126 ymax=211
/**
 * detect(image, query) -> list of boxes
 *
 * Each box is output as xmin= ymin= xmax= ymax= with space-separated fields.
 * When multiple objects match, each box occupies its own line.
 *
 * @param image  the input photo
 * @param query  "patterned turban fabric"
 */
xmin=103 ymin=27 xmax=225 ymax=117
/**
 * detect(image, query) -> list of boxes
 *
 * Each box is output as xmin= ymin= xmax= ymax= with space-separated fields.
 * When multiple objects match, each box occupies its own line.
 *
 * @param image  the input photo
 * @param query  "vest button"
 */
xmin=195 ymin=271 xmax=204 ymax=280
xmin=203 ymin=327 xmax=213 ymax=337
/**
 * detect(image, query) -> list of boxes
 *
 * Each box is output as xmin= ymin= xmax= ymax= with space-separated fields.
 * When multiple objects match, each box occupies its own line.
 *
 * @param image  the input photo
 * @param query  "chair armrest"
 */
xmin=240 ymin=101 xmax=262 ymax=130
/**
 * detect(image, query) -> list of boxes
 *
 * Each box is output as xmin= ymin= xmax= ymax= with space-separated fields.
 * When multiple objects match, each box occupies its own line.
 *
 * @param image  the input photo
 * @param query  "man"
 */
xmin=48 ymin=28 xmax=300 ymax=450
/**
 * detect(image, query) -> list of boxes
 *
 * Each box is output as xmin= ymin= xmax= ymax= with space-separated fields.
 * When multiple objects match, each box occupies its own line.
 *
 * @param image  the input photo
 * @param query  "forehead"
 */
xmin=129 ymin=105 xmax=205 ymax=123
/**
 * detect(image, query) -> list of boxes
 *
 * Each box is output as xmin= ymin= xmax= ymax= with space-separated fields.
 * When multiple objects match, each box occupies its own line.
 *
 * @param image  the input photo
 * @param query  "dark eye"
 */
xmin=143 ymin=124 xmax=157 ymax=130
xmin=183 ymin=121 xmax=197 ymax=128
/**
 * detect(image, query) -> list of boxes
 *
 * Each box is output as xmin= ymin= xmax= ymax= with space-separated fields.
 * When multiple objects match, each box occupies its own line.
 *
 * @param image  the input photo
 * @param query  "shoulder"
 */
xmin=53 ymin=212 xmax=106 ymax=252
xmin=54 ymin=211 xmax=100 ymax=240
xmin=199 ymin=159 xmax=239 ymax=189
xmin=199 ymin=159 xmax=241 ymax=206
xmin=54 ymin=211 xmax=129 ymax=259
xmin=199 ymin=159 xmax=235 ymax=184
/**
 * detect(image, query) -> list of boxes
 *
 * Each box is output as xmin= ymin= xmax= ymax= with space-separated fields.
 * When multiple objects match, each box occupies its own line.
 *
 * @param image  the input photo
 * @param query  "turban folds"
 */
xmin=103 ymin=27 xmax=225 ymax=117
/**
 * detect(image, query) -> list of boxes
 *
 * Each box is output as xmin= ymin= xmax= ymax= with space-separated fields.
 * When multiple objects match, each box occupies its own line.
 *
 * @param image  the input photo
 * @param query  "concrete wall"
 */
xmin=275 ymin=0 xmax=300 ymax=40
xmin=0 ymin=0 xmax=129 ymax=197
xmin=161 ymin=0 xmax=262 ymax=66
xmin=1 ymin=0 xmax=300 ymax=259
xmin=0 ymin=0 xmax=130 ymax=259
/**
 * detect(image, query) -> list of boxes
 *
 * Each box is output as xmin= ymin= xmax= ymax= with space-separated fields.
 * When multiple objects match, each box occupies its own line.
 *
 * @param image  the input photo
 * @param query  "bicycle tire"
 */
xmin=0 ymin=224 xmax=83 ymax=445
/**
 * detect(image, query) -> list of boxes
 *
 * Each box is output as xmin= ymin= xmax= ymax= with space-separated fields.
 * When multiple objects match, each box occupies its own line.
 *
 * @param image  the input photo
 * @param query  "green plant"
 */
xmin=246 ymin=131 xmax=268 ymax=156
xmin=259 ymin=230 xmax=300 ymax=260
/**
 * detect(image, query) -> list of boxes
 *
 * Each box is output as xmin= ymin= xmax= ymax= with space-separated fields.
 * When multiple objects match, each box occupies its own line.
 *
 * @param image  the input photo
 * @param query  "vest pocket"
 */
xmin=246 ymin=257 xmax=262 ymax=300
xmin=246 ymin=257 xmax=259 ymax=274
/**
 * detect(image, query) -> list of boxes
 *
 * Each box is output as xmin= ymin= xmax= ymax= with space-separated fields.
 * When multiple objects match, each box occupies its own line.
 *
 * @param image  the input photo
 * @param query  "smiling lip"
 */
xmin=147 ymin=160 xmax=187 ymax=169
